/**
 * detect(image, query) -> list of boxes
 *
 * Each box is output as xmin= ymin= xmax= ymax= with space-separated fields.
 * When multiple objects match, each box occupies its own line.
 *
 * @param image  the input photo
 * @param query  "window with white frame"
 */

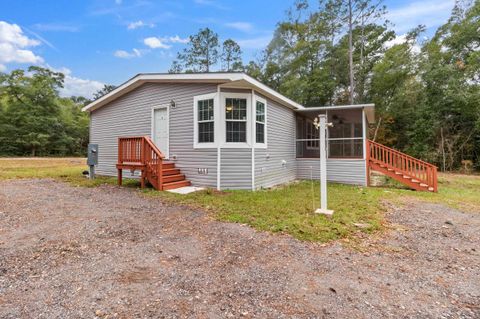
xmin=197 ymin=98 xmax=214 ymax=143
xmin=255 ymin=100 xmax=265 ymax=144
xmin=225 ymin=97 xmax=247 ymax=143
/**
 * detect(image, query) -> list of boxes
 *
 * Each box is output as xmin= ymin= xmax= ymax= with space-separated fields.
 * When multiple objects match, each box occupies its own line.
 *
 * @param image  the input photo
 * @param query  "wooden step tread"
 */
xmin=162 ymin=180 xmax=191 ymax=190
xmin=163 ymin=174 xmax=186 ymax=183
xmin=162 ymin=168 xmax=181 ymax=176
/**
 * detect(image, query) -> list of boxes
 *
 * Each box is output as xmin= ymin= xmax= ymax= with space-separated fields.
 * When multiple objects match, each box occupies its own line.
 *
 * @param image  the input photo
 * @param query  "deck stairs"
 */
xmin=366 ymin=140 xmax=438 ymax=192
xmin=116 ymin=136 xmax=191 ymax=191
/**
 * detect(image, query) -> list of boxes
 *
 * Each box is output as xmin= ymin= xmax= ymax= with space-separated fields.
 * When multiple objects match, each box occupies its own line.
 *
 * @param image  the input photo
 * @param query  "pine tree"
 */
xmin=221 ymin=39 xmax=243 ymax=71
xmin=171 ymin=28 xmax=220 ymax=72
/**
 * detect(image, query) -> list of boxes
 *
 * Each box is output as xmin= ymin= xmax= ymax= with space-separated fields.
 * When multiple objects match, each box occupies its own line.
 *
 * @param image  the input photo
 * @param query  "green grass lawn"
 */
xmin=0 ymin=157 xmax=478 ymax=242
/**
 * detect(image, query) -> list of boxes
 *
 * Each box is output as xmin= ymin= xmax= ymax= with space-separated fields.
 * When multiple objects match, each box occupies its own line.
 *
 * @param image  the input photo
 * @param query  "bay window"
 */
xmin=193 ymin=92 xmax=267 ymax=148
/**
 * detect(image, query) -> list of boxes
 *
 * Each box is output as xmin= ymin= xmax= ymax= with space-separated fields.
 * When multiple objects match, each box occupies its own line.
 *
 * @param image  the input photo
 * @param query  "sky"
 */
xmin=0 ymin=0 xmax=456 ymax=98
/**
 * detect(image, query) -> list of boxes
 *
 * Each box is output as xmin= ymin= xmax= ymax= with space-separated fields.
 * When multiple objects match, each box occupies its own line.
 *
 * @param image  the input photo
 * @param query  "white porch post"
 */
xmin=315 ymin=114 xmax=334 ymax=215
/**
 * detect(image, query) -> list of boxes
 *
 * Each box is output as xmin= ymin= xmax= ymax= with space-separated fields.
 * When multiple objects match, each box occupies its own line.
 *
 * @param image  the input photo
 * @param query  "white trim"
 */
xmin=251 ymin=147 xmax=255 ymax=191
xmin=251 ymin=90 xmax=255 ymax=191
xmin=253 ymin=94 xmax=267 ymax=149
xmin=216 ymin=86 xmax=221 ymax=191
xmin=220 ymin=92 xmax=252 ymax=148
xmin=362 ymin=108 xmax=367 ymax=160
xmin=296 ymin=103 xmax=375 ymax=123
xmin=151 ymin=105 xmax=170 ymax=159
xmin=82 ymin=73 xmax=304 ymax=113
xmin=193 ymin=93 xmax=218 ymax=149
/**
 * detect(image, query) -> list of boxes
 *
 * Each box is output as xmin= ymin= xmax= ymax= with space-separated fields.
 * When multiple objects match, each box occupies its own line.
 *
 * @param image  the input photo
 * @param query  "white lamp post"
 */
xmin=313 ymin=114 xmax=334 ymax=215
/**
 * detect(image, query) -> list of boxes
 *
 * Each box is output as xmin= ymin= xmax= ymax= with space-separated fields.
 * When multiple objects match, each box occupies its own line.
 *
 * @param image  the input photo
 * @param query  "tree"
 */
xmin=221 ymin=39 xmax=243 ymax=71
xmin=93 ymin=84 xmax=116 ymax=100
xmin=168 ymin=60 xmax=183 ymax=74
xmin=171 ymin=28 xmax=220 ymax=72
xmin=0 ymin=66 xmax=89 ymax=156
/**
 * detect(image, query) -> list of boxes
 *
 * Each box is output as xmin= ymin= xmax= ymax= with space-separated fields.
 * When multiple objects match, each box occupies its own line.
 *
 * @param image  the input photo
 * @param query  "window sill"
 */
xmin=194 ymin=142 xmax=217 ymax=149
xmin=193 ymin=143 xmax=270 ymax=149
xmin=254 ymin=143 xmax=267 ymax=149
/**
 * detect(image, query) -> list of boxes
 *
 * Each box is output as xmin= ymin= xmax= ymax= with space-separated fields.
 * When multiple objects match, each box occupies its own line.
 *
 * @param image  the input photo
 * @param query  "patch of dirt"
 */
xmin=0 ymin=179 xmax=479 ymax=318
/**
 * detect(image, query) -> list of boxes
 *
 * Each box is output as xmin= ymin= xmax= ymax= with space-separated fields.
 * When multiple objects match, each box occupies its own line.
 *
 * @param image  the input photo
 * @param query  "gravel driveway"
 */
xmin=0 ymin=179 xmax=478 ymax=318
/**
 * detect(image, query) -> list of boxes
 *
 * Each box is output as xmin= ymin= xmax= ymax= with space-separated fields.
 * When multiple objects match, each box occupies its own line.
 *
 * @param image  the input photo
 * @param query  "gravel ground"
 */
xmin=0 ymin=179 xmax=478 ymax=319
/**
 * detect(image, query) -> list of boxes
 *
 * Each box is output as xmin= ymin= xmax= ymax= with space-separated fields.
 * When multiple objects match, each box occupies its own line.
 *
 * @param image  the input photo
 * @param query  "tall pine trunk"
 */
xmin=348 ymin=0 xmax=355 ymax=104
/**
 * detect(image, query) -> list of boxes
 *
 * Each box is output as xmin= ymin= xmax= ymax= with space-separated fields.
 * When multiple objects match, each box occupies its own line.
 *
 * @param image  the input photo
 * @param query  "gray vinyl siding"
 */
xmin=254 ymin=98 xmax=297 ymax=189
xmin=220 ymin=148 xmax=252 ymax=190
xmin=296 ymin=159 xmax=367 ymax=186
xmin=90 ymin=82 xmax=218 ymax=187
xmin=89 ymin=81 xmax=367 ymax=190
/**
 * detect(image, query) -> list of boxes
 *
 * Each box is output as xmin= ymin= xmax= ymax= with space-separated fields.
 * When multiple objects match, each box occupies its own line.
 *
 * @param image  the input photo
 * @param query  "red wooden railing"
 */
xmin=117 ymin=136 xmax=165 ymax=190
xmin=366 ymin=139 xmax=438 ymax=192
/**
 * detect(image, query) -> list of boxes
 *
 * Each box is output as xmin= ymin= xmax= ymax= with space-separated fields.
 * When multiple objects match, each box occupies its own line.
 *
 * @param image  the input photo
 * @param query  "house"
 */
xmin=83 ymin=72 xmax=436 ymax=192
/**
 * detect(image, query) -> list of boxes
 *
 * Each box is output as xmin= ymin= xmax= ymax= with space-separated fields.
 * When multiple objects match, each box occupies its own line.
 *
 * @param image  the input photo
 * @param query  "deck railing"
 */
xmin=367 ymin=139 xmax=438 ymax=192
xmin=117 ymin=136 xmax=165 ymax=190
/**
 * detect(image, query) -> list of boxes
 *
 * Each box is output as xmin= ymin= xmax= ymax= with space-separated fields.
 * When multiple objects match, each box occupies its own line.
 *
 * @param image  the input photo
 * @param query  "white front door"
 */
xmin=153 ymin=107 xmax=169 ymax=158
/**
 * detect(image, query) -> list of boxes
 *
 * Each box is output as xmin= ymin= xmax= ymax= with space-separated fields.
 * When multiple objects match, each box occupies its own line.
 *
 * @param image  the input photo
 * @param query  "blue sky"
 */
xmin=1 ymin=0 xmax=456 ymax=97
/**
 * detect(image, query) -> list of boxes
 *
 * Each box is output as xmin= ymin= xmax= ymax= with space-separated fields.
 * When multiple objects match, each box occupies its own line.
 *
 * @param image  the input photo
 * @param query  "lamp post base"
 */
xmin=314 ymin=208 xmax=334 ymax=216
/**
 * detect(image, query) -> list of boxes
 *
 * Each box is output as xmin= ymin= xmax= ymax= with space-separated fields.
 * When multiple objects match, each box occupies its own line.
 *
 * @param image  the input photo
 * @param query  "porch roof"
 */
xmin=295 ymin=104 xmax=375 ymax=123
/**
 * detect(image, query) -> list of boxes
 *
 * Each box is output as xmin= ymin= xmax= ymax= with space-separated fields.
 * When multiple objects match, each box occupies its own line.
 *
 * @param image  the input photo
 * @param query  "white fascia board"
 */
xmin=82 ymin=72 xmax=304 ymax=113
xmin=296 ymin=104 xmax=375 ymax=123
xmin=82 ymin=73 xmax=240 ymax=112
xmin=240 ymin=74 xmax=304 ymax=110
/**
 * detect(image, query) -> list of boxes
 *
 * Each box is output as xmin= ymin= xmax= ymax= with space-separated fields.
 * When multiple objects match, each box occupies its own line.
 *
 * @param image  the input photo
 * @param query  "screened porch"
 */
xmin=295 ymin=106 xmax=371 ymax=159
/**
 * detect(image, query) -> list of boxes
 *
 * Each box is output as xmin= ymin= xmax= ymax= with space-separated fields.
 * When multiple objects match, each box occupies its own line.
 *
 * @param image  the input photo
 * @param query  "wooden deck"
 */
xmin=116 ymin=136 xmax=190 ymax=191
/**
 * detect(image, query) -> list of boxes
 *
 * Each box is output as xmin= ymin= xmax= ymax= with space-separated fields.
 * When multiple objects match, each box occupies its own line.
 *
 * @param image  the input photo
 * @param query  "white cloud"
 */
xmin=114 ymin=48 xmax=143 ymax=58
xmin=237 ymin=36 xmax=271 ymax=49
xmin=127 ymin=20 xmax=155 ymax=30
xmin=143 ymin=37 xmax=171 ymax=49
xmin=225 ymin=22 xmax=253 ymax=33
xmin=384 ymin=34 xmax=421 ymax=53
xmin=168 ymin=35 xmax=189 ymax=44
xmin=0 ymin=21 xmax=43 ymax=70
xmin=0 ymin=22 xmax=104 ymax=99
xmin=42 ymin=66 xmax=104 ymax=98
xmin=387 ymin=0 xmax=455 ymax=33
xmin=61 ymin=75 xmax=104 ymax=98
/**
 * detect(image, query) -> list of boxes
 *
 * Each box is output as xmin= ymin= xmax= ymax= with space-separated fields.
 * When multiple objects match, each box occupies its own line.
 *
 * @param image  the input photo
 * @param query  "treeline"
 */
xmin=0 ymin=67 xmax=110 ymax=156
xmin=170 ymin=0 xmax=480 ymax=171
xmin=252 ymin=0 xmax=480 ymax=171
xmin=1 ymin=0 xmax=478 ymax=170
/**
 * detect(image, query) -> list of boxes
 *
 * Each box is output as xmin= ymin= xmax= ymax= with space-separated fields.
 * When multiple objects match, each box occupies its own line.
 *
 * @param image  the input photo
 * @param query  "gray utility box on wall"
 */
xmin=87 ymin=144 xmax=98 ymax=178
xmin=87 ymin=144 xmax=98 ymax=166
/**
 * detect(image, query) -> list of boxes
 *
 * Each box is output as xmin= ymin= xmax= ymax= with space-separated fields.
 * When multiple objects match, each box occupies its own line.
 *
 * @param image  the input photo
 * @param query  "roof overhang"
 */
xmin=295 ymin=103 xmax=375 ymax=123
xmin=82 ymin=73 xmax=305 ymax=112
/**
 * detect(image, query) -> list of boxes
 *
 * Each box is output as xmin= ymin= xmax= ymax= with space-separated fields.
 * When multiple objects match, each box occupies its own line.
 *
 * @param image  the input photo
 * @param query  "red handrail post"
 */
xmin=158 ymin=160 xmax=163 ymax=190
xmin=365 ymin=139 xmax=370 ymax=186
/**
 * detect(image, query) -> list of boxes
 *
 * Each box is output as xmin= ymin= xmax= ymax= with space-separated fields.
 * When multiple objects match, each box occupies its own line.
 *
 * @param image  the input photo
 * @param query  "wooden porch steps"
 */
xmin=116 ymin=136 xmax=191 ymax=191
xmin=367 ymin=140 xmax=438 ymax=192
xmin=162 ymin=180 xmax=191 ymax=190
